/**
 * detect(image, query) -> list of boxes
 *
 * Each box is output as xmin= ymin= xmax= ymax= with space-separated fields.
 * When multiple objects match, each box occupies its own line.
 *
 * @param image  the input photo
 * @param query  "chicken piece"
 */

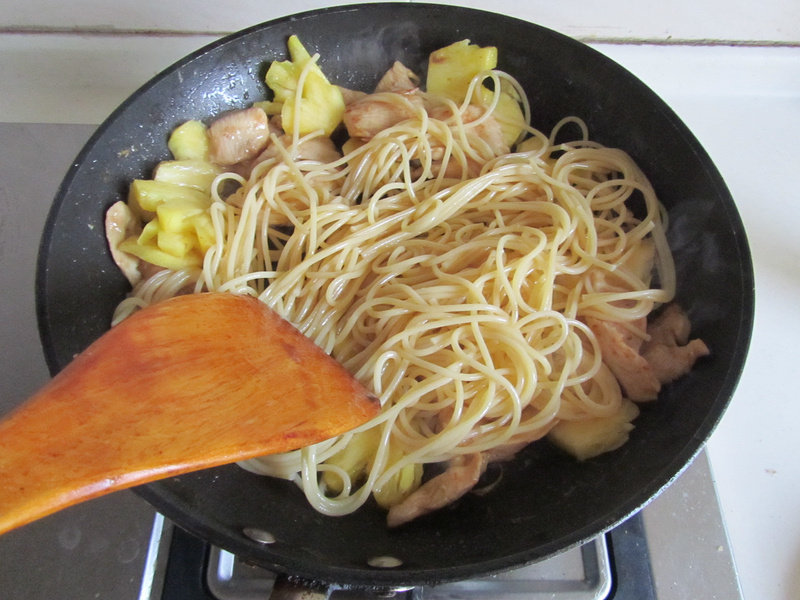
xmin=343 ymin=91 xmax=424 ymax=139
xmin=267 ymin=114 xmax=284 ymax=133
xmin=301 ymin=135 xmax=341 ymax=163
xmin=207 ymin=107 xmax=271 ymax=166
xmin=246 ymin=134 xmax=342 ymax=224
xmin=407 ymin=104 xmax=506 ymax=181
xmin=374 ymin=61 xmax=420 ymax=93
xmin=250 ymin=133 xmax=342 ymax=170
xmin=460 ymin=104 xmax=509 ymax=156
xmin=139 ymin=261 xmax=167 ymax=282
xmin=642 ymin=304 xmax=710 ymax=383
xmin=105 ymin=200 xmax=142 ymax=285
xmin=337 ymin=86 xmax=368 ymax=105
xmin=236 ymin=117 xmax=342 ymax=176
xmin=586 ymin=316 xmax=660 ymax=401
xmin=429 ymin=104 xmax=509 ymax=157
xmin=386 ymin=453 xmax=485 ymax=527
xmin=645 ymin=302 xmax=691 ymax=347
xmin=587 ymin=304 xmax=709 ymax=402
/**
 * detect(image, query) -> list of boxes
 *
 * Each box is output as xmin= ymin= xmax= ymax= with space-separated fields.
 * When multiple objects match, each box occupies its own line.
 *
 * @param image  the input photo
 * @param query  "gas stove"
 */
xmin=144 ymin=512 xmax=628 ymax=599
xmin=132 ymin=449 xmax=735 ymax=600
xmin=0 ymin=122 xmax=743 ymax=600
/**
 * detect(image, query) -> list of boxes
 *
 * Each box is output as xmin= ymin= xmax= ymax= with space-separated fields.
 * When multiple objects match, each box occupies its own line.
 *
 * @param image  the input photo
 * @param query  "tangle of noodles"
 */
xmin=112 ymin=62 xmax=676 ymax=519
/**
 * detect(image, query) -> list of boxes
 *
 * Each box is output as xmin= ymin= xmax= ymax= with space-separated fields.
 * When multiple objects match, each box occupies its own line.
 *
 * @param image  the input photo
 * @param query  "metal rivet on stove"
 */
xmin=242 ymin=527 xmax=276 ymax=544
xmin=367 ymin=555 xmax=403 ymax=568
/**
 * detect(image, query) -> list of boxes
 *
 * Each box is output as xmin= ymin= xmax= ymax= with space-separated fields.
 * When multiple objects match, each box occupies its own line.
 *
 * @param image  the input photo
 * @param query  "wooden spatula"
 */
xmin=0 ymin=292 xmax=380 ymax=535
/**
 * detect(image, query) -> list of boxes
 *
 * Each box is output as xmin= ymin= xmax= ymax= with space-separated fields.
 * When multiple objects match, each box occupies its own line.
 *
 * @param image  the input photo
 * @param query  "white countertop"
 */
xmin=2 ymin=2 xmax=799 ymax=598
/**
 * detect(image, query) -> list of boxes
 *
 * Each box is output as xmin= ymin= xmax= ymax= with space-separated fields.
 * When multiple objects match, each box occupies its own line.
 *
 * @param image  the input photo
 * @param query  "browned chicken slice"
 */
xmin=460 ymin=104 xmax=509 ymax=156
xmin=343 ymin=91 xmax=424 ymax=139
xmin=374 ymin=61 xmax=420 ymax=93
xmin=337 ymin=86 xmax=368 ymax=105
xmin=587 ymin=304 xmax=709 ymax=402
xmin=105 ymin=200 xmax=142 ymax=285
xmin=428 ymin=104 xmax=509 ymax=157
xmin=586 ymin=316 xmax=660 ymax=401
xmin=642 ymin=304 xmax=710 ymax=383
xmin=386 ymin=453 xmax=485 ymax=527
xmin=406 ymin=104 xmax=507 ymax=181
xmin=208 ymin=106 xmax=271 ymax=166
xmin=254 ymin=134 xmax=342 ymax=166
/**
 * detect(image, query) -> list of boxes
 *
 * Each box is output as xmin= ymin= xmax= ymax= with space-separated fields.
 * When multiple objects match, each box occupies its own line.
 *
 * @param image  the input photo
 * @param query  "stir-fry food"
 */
xmin=105 ymin=37 xmax=709 ymax=526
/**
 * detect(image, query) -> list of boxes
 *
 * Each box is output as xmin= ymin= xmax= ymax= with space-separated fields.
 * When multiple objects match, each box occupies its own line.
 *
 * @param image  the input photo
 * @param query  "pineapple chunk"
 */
xmin=120 ymin=183 xmax=214 ymax=271
xmin=427 ymin=40 xmax=525 ymax=147
xmin=115 ymin=122 xmax=219 ymax=273
xmin=191 ymin=212 xmax=216 ymax=253
xmin=123 ymin=204 xmax=210 ymax=269
xmin=157 ymin=229 xmax=196 ymax=258
xmin=119 ymin=236 xmax=202 ymax=271
xmin=322 ymin=428 xmax=381 ymax=494
xmin=137 ymin=219 xmax=159 ymax=246
xmin=251 ymin=100 xmax=276 ymax=116
xmin=168 ymin=120 xmax=210 ymax=161
xmin=322 ymin=426 xmax=423 ymax=507
xmin=373 ymin=460 xmax=423 ymax=509
xmin=517 ymin=135 xmax=547 ymax=154
xmin=156 ymin=198 xmax=208 ymax=234
xmin=548 ymin=400 xmax=641 ymax=461
xmin=264 ymin=35 xmax=345 ymax=136
xmin=128 ymin=179 xmax=210 ymax=216
xmin=154 ymin=160 xmax=223 ymax=194
xmin=426 ymin=40 xmax=498 ymax=101
xmin=476 ymin=85 xmax=526 ymax=148
xmin=281 ymin=73 xmax=344 ymax=136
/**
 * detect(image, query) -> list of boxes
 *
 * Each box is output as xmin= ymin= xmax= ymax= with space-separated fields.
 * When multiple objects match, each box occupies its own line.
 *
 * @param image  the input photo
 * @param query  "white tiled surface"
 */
xmin=2 ymin=2 xmax=799 ymax=599
xmin=2 ymin=0 xmax=798 ymax=42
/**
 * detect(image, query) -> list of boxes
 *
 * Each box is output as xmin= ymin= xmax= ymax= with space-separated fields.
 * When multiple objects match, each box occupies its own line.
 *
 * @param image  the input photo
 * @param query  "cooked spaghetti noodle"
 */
xmin=111 ymin=54 xmax=679 ymax=522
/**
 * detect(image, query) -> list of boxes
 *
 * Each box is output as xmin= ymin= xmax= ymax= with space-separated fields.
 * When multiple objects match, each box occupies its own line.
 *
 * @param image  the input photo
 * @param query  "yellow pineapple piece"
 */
xmin=157 ymin=229 xmax=196 ymax=258
xmin=427 ymin=40 xmax=524 ymax=147
xmin=191 ymin=212 xmax=216 ymax=253
xmin=120 ymin=183 xmax=213 ymax=270
xmin=426 ymin=40 xmax=498 ymax=101
xmin=476 ymin=85 xmax=526 ymax=147
xmin=548 ymin=400 xmax=641 ymax=461
xmin=136 ymin=219 xmax=159 ymax=246
xmin=167 ymin=120 xmax=210 ymax=161
xmin=373 ymin=460 xmax=424 ymax=509
xmin=264 ymin=35 xmax=345 ymax=136
xmin=119 ymin=236 xmax=202 ymax=271
xmin=154 ymin=160 xmax=223 ymax=194
xmin=322 ymin=428 xmax=382 ymax=494
xmin=156 ymin=197 xmax=208 ymax=234
xmin=128 ymin=179 xmax=210 ymax=217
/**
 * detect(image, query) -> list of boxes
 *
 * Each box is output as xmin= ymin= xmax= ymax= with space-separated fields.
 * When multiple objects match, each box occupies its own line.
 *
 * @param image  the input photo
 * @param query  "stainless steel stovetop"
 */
xmin=0 ymin=122 xmax=743 ymax=600
xmin=144 ymin=513 xmax=618 ymax=599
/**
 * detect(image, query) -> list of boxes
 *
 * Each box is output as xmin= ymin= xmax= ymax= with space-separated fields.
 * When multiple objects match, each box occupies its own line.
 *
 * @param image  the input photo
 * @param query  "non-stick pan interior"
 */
xmin=36 ymin=3 xmax=753 ymax=588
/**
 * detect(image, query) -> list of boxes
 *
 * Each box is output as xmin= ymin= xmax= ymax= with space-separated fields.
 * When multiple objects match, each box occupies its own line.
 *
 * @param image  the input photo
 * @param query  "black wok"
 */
xmin=36 ymin=2 xmax=754 ymax=591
